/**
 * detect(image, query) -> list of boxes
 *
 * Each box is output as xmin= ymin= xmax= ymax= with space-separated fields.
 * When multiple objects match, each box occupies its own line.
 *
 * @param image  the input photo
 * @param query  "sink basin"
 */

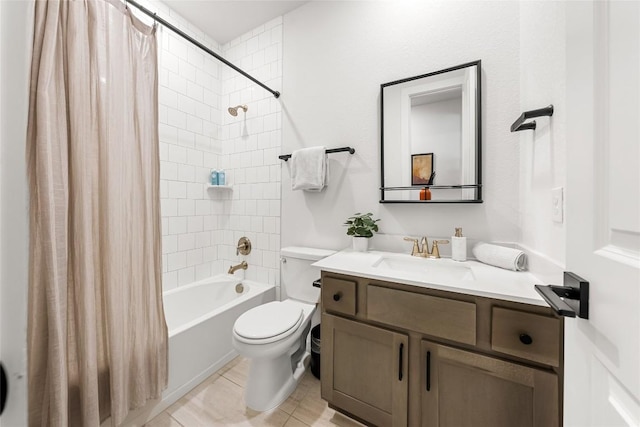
xmin=372 ymin=255 xmax=475 ymax=282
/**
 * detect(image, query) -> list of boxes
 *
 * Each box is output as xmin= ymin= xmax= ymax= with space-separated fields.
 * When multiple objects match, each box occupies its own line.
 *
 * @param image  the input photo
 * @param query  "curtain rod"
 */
xmin=124 ymin=0 xmax=281 ymax=99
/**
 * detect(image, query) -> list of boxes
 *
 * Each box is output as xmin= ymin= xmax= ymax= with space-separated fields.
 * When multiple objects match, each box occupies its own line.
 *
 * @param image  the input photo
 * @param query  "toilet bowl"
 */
xmin=232 ymin=300 xmax=315 ymax=411
xmin=231 ymin=247 xmax=335 ymax=411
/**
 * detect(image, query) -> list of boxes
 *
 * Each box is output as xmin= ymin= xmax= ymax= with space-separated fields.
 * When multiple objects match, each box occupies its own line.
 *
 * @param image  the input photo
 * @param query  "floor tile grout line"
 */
xmin=282 ymin=413 xmax=292 ymax=426
xmin=220 ymin=372 xmax=246 ymax=388
xmin=290 ymin=413 xmax=312 ymax=426
xmin=168 ymin=413 xmax=185 ymax=426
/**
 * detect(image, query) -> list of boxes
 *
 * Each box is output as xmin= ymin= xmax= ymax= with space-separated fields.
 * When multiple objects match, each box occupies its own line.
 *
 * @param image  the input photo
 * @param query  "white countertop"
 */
xmin=313 ymin=249 xmax=547 ymax=306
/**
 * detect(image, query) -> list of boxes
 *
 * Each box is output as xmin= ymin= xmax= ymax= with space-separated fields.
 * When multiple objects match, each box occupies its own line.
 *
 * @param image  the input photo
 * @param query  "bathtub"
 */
xmin=120 ymin=274 xmax=275 ymax=426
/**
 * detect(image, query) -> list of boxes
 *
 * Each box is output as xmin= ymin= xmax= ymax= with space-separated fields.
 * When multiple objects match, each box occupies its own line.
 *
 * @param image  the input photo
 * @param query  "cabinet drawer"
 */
xmin=491 ymin=307 xmax=560 ymax=367
xmin=322 ymin=277 xmax=357 ymax=316
xmin=367 ymin=285 xmax=476 ymax=345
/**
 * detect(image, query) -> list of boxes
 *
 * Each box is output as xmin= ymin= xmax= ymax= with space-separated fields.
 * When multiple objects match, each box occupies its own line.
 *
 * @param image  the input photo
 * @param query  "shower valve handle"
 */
xmin=236 ymin=237 xmax=252 ymax=255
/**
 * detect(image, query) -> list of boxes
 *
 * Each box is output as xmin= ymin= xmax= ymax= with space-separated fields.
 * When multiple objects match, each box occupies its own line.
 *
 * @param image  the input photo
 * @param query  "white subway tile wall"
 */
xmin=152 ymin=1 xmax=282 ymax=292
xmin=216 ymin=16 xmax=283 ymax=291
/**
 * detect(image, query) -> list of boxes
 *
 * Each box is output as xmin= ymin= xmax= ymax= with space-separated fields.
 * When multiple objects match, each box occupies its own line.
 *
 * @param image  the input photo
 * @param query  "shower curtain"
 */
xmin=26 ymin=0 xmax=167 ymax=425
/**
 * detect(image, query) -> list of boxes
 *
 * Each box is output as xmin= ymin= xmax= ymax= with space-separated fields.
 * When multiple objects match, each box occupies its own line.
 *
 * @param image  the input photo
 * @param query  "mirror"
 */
xmin=380 ymin=60 xmax=482 ymax=203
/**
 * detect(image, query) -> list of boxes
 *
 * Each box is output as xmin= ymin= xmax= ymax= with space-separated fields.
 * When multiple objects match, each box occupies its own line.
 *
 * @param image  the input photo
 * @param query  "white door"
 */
xmin=565 ymin=1 xmax=640 ymax=426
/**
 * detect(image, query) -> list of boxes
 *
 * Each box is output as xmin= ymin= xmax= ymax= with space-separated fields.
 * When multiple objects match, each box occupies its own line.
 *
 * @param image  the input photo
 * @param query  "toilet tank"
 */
xmin=280 ymin=247 xmax=336 ymax=303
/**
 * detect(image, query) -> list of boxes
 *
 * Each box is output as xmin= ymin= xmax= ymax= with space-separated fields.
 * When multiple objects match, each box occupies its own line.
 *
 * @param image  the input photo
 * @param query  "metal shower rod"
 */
xmin=124 ymin=0 xmax=281 ymax=99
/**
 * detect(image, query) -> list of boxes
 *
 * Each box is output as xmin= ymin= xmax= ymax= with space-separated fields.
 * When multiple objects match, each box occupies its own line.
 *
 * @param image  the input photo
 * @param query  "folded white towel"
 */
xmin=291 ymin=146 xmax=327 ymax=192
xmin=472 ymin=242 xmax=527 ymax=271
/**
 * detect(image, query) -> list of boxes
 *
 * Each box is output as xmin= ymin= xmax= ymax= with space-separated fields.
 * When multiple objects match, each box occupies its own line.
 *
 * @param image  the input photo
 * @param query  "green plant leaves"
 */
xmin=343 ymin=212 xmax=380 ymax=238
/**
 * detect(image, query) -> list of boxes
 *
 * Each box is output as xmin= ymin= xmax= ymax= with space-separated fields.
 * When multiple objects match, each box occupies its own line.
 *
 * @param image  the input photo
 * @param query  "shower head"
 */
xmin=228 ymin=105 xmax=248 ymax=116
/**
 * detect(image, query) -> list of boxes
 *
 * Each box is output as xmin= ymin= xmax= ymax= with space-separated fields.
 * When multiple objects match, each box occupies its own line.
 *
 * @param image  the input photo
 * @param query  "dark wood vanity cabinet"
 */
xmin=321 ymin=314 xmax=408 ymax=426
xmin=420 ymin=340 xmax=558 ymax=427
xmin=320 ymin=272 xmax=563 ymax=427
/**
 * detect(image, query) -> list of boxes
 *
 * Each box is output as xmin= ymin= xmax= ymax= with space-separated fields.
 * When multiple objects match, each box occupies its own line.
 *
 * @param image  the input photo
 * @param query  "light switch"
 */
xmin=552 ymin=187 xmax=563 ymax=223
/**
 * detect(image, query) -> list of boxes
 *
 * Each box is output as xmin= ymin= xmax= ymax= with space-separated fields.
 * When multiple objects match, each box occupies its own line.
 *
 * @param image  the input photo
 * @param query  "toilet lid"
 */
xmin=234 ymin=301 xmax=303 ymax=341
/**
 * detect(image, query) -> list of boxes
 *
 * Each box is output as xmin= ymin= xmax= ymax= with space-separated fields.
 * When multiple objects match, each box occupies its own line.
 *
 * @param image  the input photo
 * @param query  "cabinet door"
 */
xmin=421 ymin=340 xmax=559 ymax=427
xmin=321 ymin=313 xmax=408 ymax=427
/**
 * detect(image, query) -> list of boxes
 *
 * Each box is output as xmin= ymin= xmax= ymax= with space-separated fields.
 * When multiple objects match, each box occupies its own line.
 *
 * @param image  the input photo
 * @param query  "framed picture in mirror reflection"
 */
xmin=411 ymin=153 xmax=434 ymax=186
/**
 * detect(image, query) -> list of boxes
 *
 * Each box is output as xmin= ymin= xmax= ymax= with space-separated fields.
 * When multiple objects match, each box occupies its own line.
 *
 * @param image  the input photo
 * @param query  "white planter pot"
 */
xmin=352 ymin=236 xmax=369 ymax=252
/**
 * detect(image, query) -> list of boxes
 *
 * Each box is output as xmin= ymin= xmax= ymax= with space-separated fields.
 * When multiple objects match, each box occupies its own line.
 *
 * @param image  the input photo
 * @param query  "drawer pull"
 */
xmin=399 ymin=343 xmax=404 ymax=381
xmin=333 ymin=292 xmax=342 ymax=302
xmin=426 ymin=351 xmax=431 ymax=391
xmin=519 ymin=333 xmax=533 ymax=345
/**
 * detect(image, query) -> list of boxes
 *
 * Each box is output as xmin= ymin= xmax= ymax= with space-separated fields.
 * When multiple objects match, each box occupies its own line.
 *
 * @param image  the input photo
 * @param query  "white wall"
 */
xmin=281 ymin=1 xmax=522 ymax=251
xmin=0 ymin=1 xmax=33 ymax=424
xmin=518 ymin=2 xmax=567 ymax=267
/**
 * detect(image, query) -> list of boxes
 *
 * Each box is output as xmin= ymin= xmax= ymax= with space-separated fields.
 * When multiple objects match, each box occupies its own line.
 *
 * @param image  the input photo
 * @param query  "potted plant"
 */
xmin=344 ymin=212 xmax=380 ymax=252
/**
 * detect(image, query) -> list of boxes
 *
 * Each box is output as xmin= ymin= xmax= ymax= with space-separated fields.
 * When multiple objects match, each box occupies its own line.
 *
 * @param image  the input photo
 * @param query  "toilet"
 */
xmin=232 ymin=246 xmax=335 ymax=411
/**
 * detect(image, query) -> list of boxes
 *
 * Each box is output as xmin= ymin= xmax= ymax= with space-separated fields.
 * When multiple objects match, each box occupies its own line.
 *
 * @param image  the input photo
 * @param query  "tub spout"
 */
xmin=228 ymin=261 xmax=248 ymax=274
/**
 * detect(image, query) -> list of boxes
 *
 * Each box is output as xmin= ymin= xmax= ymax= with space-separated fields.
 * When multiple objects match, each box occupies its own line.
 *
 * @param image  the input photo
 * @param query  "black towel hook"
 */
xmin=511 ymin=105 xmax=554 ymax=132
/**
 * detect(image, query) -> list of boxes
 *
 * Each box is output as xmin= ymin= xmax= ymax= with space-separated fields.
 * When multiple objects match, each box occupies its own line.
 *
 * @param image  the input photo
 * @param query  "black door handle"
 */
xmin=1 ymin=363 xmax=7 ymax=416
xmin=426 ymin=351 xmax=431 ymax=391
xmin=398 ymin=343 xmax=404 ymax=381
xmin=333 ymin=292 xmax=341 ymax=302
xmin=534 ymin=272 xmax=589 ymax=319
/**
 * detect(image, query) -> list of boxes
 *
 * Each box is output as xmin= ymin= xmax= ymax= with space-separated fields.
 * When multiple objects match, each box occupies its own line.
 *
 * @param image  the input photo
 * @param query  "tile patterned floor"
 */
xmin=145 ymin=357 xmax=365 ymax=427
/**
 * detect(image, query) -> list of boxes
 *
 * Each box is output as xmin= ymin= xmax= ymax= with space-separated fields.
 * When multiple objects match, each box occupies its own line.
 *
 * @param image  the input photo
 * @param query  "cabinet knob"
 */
xmin=519 ymin=333 xmax=533 ymax=345
xmin=333 ymin=293 xmax=342 ymax=302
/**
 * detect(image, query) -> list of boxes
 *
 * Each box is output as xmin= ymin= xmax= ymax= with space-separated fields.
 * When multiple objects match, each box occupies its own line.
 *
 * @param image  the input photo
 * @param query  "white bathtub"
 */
xmin=119 ymin=275 xmax=275 ymax=426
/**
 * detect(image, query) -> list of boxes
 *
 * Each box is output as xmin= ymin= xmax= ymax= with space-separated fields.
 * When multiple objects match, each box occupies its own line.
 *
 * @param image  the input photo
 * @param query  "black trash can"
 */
xmin=310 ymin=324 xmax=321 ymax=379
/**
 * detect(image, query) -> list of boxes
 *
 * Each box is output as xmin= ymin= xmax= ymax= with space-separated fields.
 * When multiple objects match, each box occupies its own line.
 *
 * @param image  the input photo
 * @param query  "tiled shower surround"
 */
xmin=157 ymin=3 xmax=283 ymax=293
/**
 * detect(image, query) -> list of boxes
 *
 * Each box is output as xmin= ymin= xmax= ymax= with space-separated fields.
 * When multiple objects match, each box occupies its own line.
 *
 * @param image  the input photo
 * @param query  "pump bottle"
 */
xmin=451 ymin=227 xmax=467 ymax=261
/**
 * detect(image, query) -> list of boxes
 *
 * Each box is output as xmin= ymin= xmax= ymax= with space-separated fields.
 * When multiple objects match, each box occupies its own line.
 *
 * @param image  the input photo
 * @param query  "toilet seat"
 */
xmin=234 ymin=301 xmax=304 ymax=344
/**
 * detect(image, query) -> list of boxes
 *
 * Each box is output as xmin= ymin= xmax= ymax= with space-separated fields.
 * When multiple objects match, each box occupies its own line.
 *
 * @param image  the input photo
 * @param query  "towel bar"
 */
xmin=279 ymin=146 xmax=355 ymax=161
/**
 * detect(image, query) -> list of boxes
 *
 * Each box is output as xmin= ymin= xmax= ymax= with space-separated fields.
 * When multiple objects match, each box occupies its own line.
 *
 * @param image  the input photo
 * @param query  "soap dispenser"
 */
xmin=451 ymin=227 xmax=467 ymax=261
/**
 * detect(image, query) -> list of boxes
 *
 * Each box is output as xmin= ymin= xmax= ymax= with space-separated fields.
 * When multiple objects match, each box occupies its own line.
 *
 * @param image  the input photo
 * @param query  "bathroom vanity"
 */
xmin=315 ymin=251 xmax=563 ymax=427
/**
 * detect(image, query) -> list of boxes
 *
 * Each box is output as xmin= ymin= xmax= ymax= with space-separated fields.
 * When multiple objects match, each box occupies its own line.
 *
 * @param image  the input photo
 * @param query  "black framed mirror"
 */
xmin=380 ymin=60 xmax=482 ymax=203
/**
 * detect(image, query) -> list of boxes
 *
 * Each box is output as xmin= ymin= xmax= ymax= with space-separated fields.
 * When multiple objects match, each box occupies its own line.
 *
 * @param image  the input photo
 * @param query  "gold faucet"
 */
xmin=228 ymin=261 xmax=248 ymax=274
xmin=404 ymin=237 xmax=450 ymax=259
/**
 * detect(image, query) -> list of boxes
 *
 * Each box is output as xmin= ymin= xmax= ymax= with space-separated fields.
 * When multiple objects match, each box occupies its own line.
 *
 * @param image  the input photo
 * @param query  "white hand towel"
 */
xmin=472 ymin=242 xmax=527 ymax=271
xmin=291 ymin=146 xmax=327 ymax=191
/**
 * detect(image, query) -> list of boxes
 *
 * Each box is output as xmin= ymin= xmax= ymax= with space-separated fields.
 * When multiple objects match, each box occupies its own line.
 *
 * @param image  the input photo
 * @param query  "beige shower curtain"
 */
xmin=26 ymin=0 xmax=167 ymax=425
